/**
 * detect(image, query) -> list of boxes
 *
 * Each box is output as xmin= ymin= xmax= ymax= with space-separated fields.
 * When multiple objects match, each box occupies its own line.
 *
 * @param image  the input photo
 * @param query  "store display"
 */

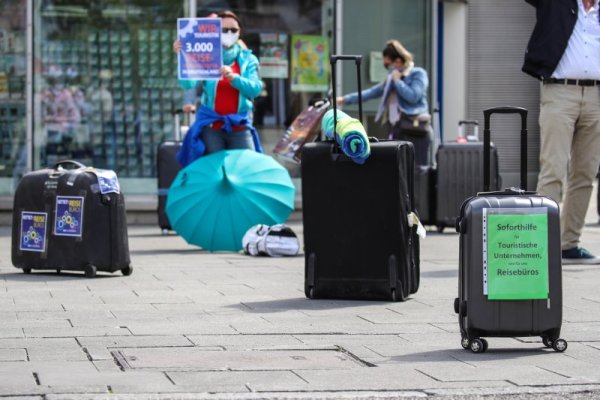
xmin=38 ymin=26 xmax=182 ymax=178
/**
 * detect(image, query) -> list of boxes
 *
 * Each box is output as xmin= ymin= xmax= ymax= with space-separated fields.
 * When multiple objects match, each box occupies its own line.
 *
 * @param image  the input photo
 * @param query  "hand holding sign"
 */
xmin=177 ymin=18 xmax=223 ymax=80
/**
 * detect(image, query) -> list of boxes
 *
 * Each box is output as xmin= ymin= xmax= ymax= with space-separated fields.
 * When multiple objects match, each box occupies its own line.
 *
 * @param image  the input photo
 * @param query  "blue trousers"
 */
xmin=202 ymin=127 xmax=255 ymax=155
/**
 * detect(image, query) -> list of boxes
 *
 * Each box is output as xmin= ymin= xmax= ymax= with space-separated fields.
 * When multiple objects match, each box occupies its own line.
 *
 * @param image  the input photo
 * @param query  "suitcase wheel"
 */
xmin=552 ymin=338 xmax=567 ymax=353
xmin=84 ymin=264 xmax=97 ymax=279
xmin=23 ymin=268 xmax=31 ymax=275
xmin=121 ymin=265 xmax=133 ymax=277
xmin=305 ymin=286 xmax=315 ymax=299
xmin=542 ymin=336 xmax=553 ymax=348
xmin=460 ymin=337 xmax=470 ymax=350
xmin=469 ymin=338 xmax=488 ymax=353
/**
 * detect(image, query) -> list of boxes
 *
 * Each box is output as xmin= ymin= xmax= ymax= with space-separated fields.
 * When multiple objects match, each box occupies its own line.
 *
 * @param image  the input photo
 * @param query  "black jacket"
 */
xmin=522 ymin=0 xmax=579 ymax=80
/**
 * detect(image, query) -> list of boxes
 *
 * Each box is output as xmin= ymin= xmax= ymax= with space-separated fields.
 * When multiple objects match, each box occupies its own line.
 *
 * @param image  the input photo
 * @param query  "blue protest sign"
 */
xmin=20 ymin=211 xmax=47 ymax=252
xmin=178 ymin=18 xmax=222 ymax=80
xmin=54 ymin=196 xmax=84 ymax=237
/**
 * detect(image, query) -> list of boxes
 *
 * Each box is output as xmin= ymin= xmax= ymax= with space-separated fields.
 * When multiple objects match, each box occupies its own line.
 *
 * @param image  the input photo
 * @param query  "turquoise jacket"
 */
xmin=181 ymin=45 xmax=262 ymax=115
xmin=343 ymin=67 xmax=429 ymax=116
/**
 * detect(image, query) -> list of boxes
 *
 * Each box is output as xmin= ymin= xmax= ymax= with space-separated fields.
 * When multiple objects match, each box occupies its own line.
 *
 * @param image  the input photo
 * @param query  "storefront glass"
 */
xmin=32 ymin=0 xmax=333 ymax=193
xmin=0 ymin=0 xmax=27 ymax=194
xmin=33 ymin=0 xmax=185 ymax=193
xmin=27 ymin=0 xmax=430 ymax=197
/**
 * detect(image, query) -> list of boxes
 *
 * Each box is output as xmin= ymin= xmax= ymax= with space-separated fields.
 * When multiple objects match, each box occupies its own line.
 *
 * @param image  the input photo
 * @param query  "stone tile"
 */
xmin=187 ymin=334 xmax=304 ymax=349
xmin=24 ymin=326 xmax=130 ymax=338
xmin=0 ymin=328 xmax=23 ymax=339
xmin=0 ymin=348 xmax=27 ymax=361
xmin=113 ymin=347 xmax=365 ymax=371
xmin=38 ymin=370 xmax=171 ymax=386
xmin=168 ymin=370 xmax=306 ymax=392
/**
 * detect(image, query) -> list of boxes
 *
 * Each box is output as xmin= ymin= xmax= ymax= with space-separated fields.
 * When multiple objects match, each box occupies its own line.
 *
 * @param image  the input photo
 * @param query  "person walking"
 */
xmin=174 ymin=10 xmax=263 ymax=166
xmin=522 ymin=0 xmax=600 ymax=264
xmin=336 ymin=40 xmax=432 ymax=166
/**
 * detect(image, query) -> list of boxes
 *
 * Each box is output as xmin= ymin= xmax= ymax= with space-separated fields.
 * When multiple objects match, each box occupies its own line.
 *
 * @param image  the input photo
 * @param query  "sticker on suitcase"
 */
xmin=86 ymin=168 xmax=120 ymax=194
xmin=483 ymin=207 xmax=549 ymax=300
xmin=20 ymin=211 xmax=48 ymax=252
xmin=54 ymin=196 xmax=84 ymax=237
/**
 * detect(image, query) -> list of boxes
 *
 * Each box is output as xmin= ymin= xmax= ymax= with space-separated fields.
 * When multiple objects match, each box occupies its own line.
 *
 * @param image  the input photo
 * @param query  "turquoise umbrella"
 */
xmin=166 ymin=149 xmax=295 ymax=251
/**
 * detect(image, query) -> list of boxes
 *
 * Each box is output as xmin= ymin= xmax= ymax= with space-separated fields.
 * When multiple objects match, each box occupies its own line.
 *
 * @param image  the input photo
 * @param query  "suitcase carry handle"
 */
xmin=54 ymin=160 xmax=86 ymax=170
xmin=330 ymin=55 xmax=363 ymax=148
xmin=483 ymin=106 xmax=528 ymax=191
xmin=173 ymin=109 xmax=184 ymax=141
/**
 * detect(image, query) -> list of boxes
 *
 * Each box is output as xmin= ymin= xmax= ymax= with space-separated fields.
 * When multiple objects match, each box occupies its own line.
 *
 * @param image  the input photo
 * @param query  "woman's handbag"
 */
xmin=398 ymin=113 xmax=431 ymax=137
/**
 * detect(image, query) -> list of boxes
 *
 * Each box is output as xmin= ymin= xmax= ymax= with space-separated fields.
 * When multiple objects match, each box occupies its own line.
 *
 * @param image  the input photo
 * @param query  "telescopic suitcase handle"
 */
xmin=483 ymin=106 xmax=528 ymax=191
xmin=330 ymin=55 xmax=363 ymax=147
xmin=173 ymin=109 xmax=184 ymax=141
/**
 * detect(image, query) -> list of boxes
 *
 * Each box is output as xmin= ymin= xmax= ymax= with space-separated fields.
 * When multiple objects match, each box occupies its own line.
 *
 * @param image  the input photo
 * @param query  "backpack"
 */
xmin=242 ymin=224 xmax=300 ymax=257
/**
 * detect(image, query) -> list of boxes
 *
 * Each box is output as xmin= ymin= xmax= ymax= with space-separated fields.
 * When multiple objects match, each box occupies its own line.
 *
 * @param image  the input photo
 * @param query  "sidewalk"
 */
xmin=1 ymin=190 xmax=600 ymax=399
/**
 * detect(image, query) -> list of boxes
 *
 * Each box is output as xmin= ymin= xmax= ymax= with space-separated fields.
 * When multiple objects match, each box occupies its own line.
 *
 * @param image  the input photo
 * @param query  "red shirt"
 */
xmin=213 ymin=61 xmax=242 ymax=130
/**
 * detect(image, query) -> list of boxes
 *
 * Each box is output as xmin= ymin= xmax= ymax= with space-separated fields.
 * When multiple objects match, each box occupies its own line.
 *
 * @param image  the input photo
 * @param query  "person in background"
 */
xmin=174 ymin=10 xmax=262 ymax=165
xmin=522 ymin=0 xmax=600 ymax=264
xmin=336 ymin=40 xmax=431 ymax=166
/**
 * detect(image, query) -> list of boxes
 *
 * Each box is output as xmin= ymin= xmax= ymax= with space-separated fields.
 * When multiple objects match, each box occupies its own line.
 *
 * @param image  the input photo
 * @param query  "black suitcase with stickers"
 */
xmin=302 ymin=55 xmax=420 ymax=301
xmin=454 ymin=107 xmax=566 ymax=353
xmin=11 ymin=160 xmax=131 ymax=278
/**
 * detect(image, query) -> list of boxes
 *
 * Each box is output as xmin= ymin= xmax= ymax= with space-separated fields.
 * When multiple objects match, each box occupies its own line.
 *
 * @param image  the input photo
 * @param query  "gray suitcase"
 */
xmin=435 ymin=141 xmax=500 ymax=232
xmin=454 ymin=106 xmax=566 ymax=353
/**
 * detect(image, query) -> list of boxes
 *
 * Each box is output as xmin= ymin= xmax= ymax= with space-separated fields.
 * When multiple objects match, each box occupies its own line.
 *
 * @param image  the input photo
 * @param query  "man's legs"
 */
xmin=536 ymin=84 xmax=577 ymax=206
xmin=561 ymin=86 xmax=600 ymax=249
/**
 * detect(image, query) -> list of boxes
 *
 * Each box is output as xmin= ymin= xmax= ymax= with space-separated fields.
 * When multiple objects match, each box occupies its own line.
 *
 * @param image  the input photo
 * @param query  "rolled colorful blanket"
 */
xmin=321 ymin=109 xmax=371 ymax=164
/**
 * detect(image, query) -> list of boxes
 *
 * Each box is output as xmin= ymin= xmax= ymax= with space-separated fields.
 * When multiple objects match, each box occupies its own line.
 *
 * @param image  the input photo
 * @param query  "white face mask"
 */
xmin=222 ymin=32 xmax=239 ymax=48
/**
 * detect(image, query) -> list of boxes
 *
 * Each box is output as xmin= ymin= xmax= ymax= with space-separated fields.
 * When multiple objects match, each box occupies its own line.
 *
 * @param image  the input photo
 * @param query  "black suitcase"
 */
xmin=157 ymin=110 xmax=184 ymax=233
xmin=302 ymin=55 xmax=420 ymax=302
xmin=11 ymin=160 xmax=131 ymax=278
xmin=454 ymin=106 xmax=566 ymax=353
xmin=414 ymin=165 xmax=436 ymax=226
xmin=435 ymin=141 xmax=500 ymax=232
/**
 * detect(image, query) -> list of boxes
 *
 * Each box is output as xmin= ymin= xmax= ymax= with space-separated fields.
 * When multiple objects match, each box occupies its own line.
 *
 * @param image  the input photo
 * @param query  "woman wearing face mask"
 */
xmin=336 ymin=40 xmax=431 ymax=166
xmin=173 ymin=10 xmax=263 ymax=165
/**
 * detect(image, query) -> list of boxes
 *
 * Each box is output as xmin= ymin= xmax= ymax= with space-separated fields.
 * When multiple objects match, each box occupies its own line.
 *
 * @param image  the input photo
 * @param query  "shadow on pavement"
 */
xmin=130 ymin=248 xmax=204 ymax=256
xmin=229 ymin=297 xmax=416 ymax=313
xmin=421 ymin=269 xmax=457 ymax=278
xmin=2 ymin=271 xmax=118 ymax=281
xmin=389 ymin=346 xmax=550 ymax=362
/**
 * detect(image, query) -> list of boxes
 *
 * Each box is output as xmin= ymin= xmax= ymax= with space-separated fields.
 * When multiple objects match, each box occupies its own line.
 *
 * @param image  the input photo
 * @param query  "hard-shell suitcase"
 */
xmin=435 ymin=141 xmax=500 ymax=232
xmin=11 ymin=160 xmax=131 ymax=278
xmin=157 ymin=110 xmax=184 ymax=233
xmin=454 ymin=106 xmax=566 ymax=353
xmin=302 ymin=55 xmax=420 ymax=301
xmin=273 ymin=98 xmax=330 ymax=163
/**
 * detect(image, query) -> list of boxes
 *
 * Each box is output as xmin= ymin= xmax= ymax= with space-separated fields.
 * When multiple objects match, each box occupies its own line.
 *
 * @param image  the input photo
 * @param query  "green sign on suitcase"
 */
xmin=484 ymin=208 xmax=549 ymax=300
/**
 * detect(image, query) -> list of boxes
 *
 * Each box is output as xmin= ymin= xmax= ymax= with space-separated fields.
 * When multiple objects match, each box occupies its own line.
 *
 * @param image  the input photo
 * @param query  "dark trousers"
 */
xmin=389 ymin=123 xmax=432 ymax=167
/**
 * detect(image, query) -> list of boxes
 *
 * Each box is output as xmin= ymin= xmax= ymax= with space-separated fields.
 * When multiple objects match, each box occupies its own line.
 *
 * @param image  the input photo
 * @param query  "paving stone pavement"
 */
xmin=1 ymin=192 xmax=600 ymax=399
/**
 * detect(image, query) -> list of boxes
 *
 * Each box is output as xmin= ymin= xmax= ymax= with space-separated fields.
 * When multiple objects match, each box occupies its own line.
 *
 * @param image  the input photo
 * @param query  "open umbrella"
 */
xmin=166 ymin=149 xmax=295 ymax=251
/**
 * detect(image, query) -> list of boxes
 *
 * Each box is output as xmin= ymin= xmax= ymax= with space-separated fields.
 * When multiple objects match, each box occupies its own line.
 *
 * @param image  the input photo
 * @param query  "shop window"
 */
xmin=0 ymin=0 xmax=27 ymax=191
xmin=33 ymin=0 xmax=185 ymax=179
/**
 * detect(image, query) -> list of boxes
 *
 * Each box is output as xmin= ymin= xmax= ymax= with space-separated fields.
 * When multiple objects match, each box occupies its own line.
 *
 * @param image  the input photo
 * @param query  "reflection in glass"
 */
xmin=33 ymin=0 xmax=184 ymax=178
xmin=0 ymin=0 xmax=27 ymax=192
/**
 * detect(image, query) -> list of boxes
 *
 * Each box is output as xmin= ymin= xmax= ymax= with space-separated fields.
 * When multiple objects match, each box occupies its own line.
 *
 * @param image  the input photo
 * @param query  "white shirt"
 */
xmin=553 ymin=0 xmax=600 ymax=80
